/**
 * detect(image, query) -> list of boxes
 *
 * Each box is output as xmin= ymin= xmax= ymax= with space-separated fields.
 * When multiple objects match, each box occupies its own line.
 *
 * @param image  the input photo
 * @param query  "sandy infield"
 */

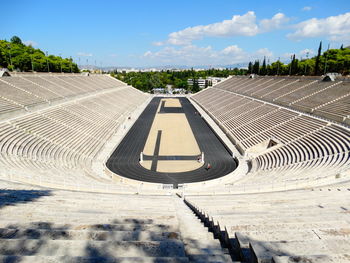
xmin=141 ymin=98 xmax=203 ymax=172
xmin=163 ymin=98 xmax=182 ymax=108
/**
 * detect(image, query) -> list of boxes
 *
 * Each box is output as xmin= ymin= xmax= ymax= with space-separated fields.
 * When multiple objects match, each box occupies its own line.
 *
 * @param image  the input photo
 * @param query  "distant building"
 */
xmin=187 ymin=78 xmax=207 ymax=89
xmin=187 ymin=77 xmax=226 ymax=89
xmin=166 ymin=85 xmax=173 ymax=94
xmin=152 ymin=88 xmax=166 ymax=94
xmin=207 ymin=77 xmax=226 ymax=86
xmin=0 ymin=68 xmax=11 ymax=77
xmin=173 ymin=88 xmax=186 ymax=94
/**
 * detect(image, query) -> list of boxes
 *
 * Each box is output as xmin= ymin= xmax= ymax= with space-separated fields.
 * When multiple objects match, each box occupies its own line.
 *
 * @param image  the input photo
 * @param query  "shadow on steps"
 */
xmin=0 ymin=189 xmax=51 ymax=209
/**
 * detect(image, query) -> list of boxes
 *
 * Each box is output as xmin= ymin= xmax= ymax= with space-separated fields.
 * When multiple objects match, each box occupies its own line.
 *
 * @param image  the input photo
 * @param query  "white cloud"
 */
xmin=143 ymin=51 xmax=153 ymax=57
xmin=254 ymin=48 xmax=273 ymax=58
xmin=143 ymin=45 xmax=216 ymax=64
xmin=142 ymin=44 xmax=272 ymax=66
xmin=221 ymin=45 xmax=244 ymax=55
xmin=299 ymin=48 xmax=314 ymax=57
xmin=77 ymin=52 xmax=93 ymax=57
xmin=110 ymin=53 xmax=118 ymax=57
xmin=23 ymin=40 xmax=38 ymax=47
xmin=152 ymin=41 xmax=164 ymax=46
xmin=259 ymin=13 xmax=290 ymax=32
xmin=287 ymin=12 xmax=350 ymax=42
xmin=282 ymin=52 xmax=295 ymax=60
xmin=302 ymin=6 xmax=312 ymax=11
xmin=280 ymin=49 xmax=315 ymax=60
xmin=168 ymin=11 xmax=258 ymax=45
xmin=161 ymin=11 xmax=289 ymax=46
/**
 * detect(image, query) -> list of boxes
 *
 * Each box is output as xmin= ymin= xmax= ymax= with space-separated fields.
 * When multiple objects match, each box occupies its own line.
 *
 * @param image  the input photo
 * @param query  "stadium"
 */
xmin=0 ymin=70 xmax=349 ymax=262
xmin=1 ymin=2 xmax=350 ymax=263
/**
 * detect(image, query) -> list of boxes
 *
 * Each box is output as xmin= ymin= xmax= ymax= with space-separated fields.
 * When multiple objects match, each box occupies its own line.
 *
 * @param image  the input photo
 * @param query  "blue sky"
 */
xmin=2 ymin=0 xmax=349 ymax=67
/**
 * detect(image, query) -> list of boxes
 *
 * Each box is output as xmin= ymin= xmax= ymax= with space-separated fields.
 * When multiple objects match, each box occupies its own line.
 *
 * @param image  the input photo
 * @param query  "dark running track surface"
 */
xmin=106 ymin=97 xmax=237 ymax=185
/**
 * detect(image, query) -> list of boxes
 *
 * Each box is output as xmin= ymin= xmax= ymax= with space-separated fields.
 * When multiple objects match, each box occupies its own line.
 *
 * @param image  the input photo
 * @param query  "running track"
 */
xmin=106 ymin=97 xmax=237 ymax=186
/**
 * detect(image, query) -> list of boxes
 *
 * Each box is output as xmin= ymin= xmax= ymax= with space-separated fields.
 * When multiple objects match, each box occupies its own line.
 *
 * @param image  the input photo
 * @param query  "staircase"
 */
xmin=0 ymin=180 xmax=235 ymax=263
xmin=173 ymin=196 xmax=235 ymax=263
xmin=0 ymin=224 xmax=188 ymax=262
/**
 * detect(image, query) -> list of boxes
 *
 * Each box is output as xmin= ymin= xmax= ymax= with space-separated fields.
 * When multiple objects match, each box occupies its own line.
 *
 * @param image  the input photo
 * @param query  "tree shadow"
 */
xmin=0 ymin=189 xmax=51 ymax=209
xmin=0 ymin=189 xmax=245 ymax=262
xmin=0 ymin=217 xmax=188 ymax=263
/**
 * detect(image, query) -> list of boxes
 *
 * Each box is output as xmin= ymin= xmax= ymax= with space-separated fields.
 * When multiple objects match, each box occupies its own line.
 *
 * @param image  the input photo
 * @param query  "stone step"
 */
xmin=225 ymin=220 xmax=349 ymax=232
xmin=173 ymin=197 xmax=232 ymax=263
xmin=0 ymin=210 xmax=178 ymax=217
xmin=0 ymin=204 xmax=176 ymax=210
xmin=189 ymin=254 xmax=236 ymax=263
xmin=14 ymin=195 xmax=174 ymax=203
xmin=272 ymin=254 xmax=350 ymax=263
xmin=0 ymin=216 xmax=177 ymax=225
xmin=0 ymin=223 xmax=178 ymax=232
xmin=213 ymin=215 xmax=349 ymax=225
xmin=0 ymin=228 xmax=181 ymax=241
xmin=0 ymin=239 xmax=186 ymax=257
xmin=1 ymin=202 xmax=177 ymax=210
xmin=184 ymin=241 xmax=226 ymax=256
xmin=0 ymin=215 xmax=179 ymax=225
xmin=208 ymin=209 xmax=349 ymax=217
xmin=235 ymin=228 xmax=350 ymax=244
xmin=250 ymin=239 xmax=350 ymax=263
xmin=0 ymin=255 xmax=190 ymax=263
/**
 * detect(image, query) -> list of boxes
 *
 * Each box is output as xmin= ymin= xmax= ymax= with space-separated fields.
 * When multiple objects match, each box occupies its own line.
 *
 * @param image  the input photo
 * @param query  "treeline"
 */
xmin=248 ymin=43 xmax=350 ymax=76
xmin=0 ymin=36 xmax=79 ymax=73
xmin=112 ymin=68 xmax=247 ymax=92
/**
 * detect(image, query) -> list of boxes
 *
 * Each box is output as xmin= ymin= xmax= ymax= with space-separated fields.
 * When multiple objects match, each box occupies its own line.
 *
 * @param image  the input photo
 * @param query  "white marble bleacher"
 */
xmin=192 ymin=85 xmax=350 ymax=188
xmin=0 ymin=97 xmax=23 ymax=113
xmin=256 ymin=124 xmax=350 ymax=171
xmin=0 ymin=75 xmax=130 ymax=118
xmin=3 ymin=76 xmax=60 ymax=102
xmin=310 ymin=81 xmax=350 ymax=124
xmin=21 ymin=75 xmax=67 ymax=99
xmin=315 ymin=98 xmax=350 ymax=123
xmin=0 ymin=75 xmax=149 ymax=192
xmin=0 ymin=180 xmax=190 ymax=263
xmin=248 ymin=78 xmax=286 ymax=96
xmin=276 ymin=80 xmax=341 ymax=109
xmin=0 ymin=179 xmax=234 ymax=263
xmin=292 ymin=81 xmax=347 ymax=110
xmin=215 ymin=75 xmax=350 ymax=126
xmin=262 ymin=79 xmax=318 ymax=102
xmin=52 ymin=75 xmax=93 ymax=94
xmin=185 ymin=186 xmax=350 ymax=262
xmin=186 ymin=184 xmax=350 ymax=262
xmin=0 ymin=79 xmax=46 ymax=109
xmin=258 ymin=79 xmax=302 ymax=100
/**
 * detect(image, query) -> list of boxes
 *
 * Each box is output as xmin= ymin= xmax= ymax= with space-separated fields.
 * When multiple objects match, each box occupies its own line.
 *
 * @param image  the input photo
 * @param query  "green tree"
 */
xmin=290 ymin=54 xmax=299 ymax=75
xmin=314 ymin=41 xmax=322 ymax=75
xmin=0 ymin=36 xmax=79 ymax=72
xmin=261 ymin=57 xmax=267 ymax=75
xmin=253 ymin=60 xmax=260 ymax=74
xmin=10 ymin=36 xmax=23 ymax=45
xmin=192 ymin=78 xmax=200 ymax=93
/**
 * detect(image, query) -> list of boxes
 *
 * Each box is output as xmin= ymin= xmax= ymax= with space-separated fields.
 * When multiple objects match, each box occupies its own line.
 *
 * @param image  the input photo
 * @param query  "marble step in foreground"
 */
xmin=0 ymin=228 xmax=180 ymax=241
xmin=272 ymin=254 xmax=350 ymax=263
xmin=251 ymin=239 xmax=350 ymax=263
xmin=0 ymin=255 xmax=190 ymax=263
xmin=0 ymin=239 xmax=186 ymax=257
xmin=0 ymin=223 xmax=178 ymax=233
